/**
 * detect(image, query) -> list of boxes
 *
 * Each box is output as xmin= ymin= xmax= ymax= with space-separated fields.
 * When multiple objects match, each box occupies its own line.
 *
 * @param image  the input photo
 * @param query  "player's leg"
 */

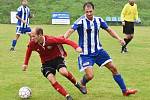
xmin=58 ymin=67 xmax=86 ymax=94
xmin=79 ymin=67 xmax=93 ymax=94
xmin=78 ymin=55 xmax=94 ymax=86
xmin=81 ymin=67 xmax=94 ymax=86
xmin=59 ymin=67 xmax=76 ymax=84
xmin=41 ymin=61 xmax=72 ymax=100
xmin=104 ymin=62 xmax=137 ymax=96
xmin=78 ymin=55 xmax=95 ymax=94
xmin=121 ymin=22 xmax=134 ymax=53
xmin=47 ymin=73 xmax=72 ymax=99
xmin=10 ymin=27 xmax=22 ymax=51
xmin=10 ymin=34 xmax=20 ymax=51
xmin=122 ymin=22 xmax=128 ymax=53
xmin=95 ymin=49 xmax=136 ymax=96
xmin=105 ymin=62 xmax=127 ymax=92
xmin=123 ymin=34 xmax=134 ymax=52
xmin=56 ymin=56 xmax=86 ymax=94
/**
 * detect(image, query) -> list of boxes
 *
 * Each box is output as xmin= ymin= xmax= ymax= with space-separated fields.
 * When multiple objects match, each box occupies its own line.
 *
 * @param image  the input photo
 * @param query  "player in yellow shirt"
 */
xmin=121 ymin=0 xmax=138 ymax=53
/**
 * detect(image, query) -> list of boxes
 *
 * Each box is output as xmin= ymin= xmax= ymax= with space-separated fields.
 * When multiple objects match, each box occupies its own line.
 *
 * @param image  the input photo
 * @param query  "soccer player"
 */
xmin=121 ymin=0 xmax=139 ymax=53
xmin=22 ymin=27 xmax=86 ymax=100
xmin=10 ymin=0 xmax=33 ymax=51
xmin=64 ymin=2 xmax=137 ymax=96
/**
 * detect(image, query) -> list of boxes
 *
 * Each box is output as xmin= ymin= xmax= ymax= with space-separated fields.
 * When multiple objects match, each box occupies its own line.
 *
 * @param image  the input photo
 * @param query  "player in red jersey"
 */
xmin=22 ymin=27 xmax=86 ymax=100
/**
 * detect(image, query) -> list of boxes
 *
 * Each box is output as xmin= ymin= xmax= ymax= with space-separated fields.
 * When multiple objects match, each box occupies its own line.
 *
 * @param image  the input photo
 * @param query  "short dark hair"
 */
xmin=83 ymin=2 xmax=94 ymax=10
xmin=35 ymin=27 xmax=43 ymax=35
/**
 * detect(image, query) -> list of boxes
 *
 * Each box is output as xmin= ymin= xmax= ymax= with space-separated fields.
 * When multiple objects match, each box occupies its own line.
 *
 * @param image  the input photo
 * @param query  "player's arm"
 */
xmin=28 ymin=14 xmax=34 ymax=18
xmin=64 ymin=28 xmax=75 ymax=39
xmin=48 ymin=37 xmax=82 ymax=53
xmin=22 ymin=46 xmax=32 ymax=71
xmin=121 ymin=5 xmax=127 ymax=25
xmin=100 ymin=17 xmax=125 ymax=46
xmin=64 ymin=16 xmax=82 ymax=38
xmin=105 ymin=27 xmax=125 ymax=46
xmin=28 ymin=13 xmax=33 ymax=18
xmin=16 ymin=15 xmax=22 ymax=21
xmin=135 ymin=4 xmax=138 ymax=21
xmin=16 ymin=15 xmax=26 ymax=24
xmin=16 ymin=7 xmax=26 ymax=24
xmin=28 ymin=10 xmax=34 ymax=19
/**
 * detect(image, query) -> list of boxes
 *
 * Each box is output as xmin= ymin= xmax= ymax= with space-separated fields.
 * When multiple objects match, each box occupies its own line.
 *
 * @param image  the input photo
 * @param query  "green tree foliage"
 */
xmin=0 ymin=0 xmax=149 ymax=25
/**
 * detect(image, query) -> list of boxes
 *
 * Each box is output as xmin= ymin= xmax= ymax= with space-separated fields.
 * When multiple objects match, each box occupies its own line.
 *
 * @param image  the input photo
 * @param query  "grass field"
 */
xmin=0 ymin=24 xmax=150 ymax=100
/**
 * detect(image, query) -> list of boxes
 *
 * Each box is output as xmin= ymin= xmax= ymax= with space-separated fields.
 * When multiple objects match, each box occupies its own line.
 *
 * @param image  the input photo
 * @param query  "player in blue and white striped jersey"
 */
xmin=10 ymin=0 xmax=33 ymax=51
xmin=64 ymin=1 xmax=137 ymax=96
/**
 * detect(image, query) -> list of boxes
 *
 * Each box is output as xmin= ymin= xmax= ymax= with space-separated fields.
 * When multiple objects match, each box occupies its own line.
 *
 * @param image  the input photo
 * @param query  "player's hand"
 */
xmin=75 ymin=47 xmax=82 ymax=53
xmin=32 ymin=14 xmax=35 ymax=18
xmin=122 ymin=21 xmax=125 ymax=26
xmin=22 ymin=64 xmax=28 ymax=71
xmin=119 ymin=39 xmax=125 ymax=46
xmin=135 ymin=19 xmax=140 ymax=24
xmin=22 ymin=20 xmax=27 ymax=24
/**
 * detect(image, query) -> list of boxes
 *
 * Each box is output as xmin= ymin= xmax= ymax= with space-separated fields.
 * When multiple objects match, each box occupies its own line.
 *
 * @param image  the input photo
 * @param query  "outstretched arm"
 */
xmin=64 ymin=28 xmax=75 ymax=39
xmin=47 ymin=36 xmax=82 ymax=53
xmin=105 ymin=27 xmax=125 ymax=46
xmin=22 ymin=47 xmax=32 ymax=71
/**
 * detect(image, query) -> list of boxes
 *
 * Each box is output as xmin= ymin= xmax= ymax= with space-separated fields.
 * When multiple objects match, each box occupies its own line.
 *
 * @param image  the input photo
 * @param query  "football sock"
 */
xmin=113 ymin=74 xmax=127 ymax=93
xmin=81 ymin=75 xmax=89 ymax=86
xmin=65 ymin=71 xmax=76 ymax=85
xmin=124 ymin=38 xmax=131 ymax=47
xmin=52 ymin=81 xmax=68 ymax=97
xmin=12 ymin=40 xmax=17 ymax=47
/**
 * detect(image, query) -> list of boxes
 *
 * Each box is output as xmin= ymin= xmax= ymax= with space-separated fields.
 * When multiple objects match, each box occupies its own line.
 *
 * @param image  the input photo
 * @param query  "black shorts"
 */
xmin=123 ymin=21 xmax=134 ymax=34
xmin=41 ymin=57 xmax=66 ymax=77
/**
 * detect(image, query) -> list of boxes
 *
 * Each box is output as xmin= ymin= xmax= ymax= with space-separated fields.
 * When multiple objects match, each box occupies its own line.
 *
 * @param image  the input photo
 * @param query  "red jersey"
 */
xmin=24 ymin=35 xmax=79 ymax=65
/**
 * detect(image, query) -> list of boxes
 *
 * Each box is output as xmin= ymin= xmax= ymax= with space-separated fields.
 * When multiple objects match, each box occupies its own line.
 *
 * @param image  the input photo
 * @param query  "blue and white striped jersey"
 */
xmin=16 ymin=5 xmax=31 ymax=28
xmin=72 ymin=15 xmax=108 ymax=55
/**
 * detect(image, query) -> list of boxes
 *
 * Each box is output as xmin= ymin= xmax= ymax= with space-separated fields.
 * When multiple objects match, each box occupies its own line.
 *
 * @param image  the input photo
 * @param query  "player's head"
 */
xmin=31 ymin=27 xmax=43 ymax=43
xmin=128 ymin=0 xmax=135 ymax=6
xmin=21 ymin=0 xmax=28 ymax=7
xmin=83 ymin=2 xmax=94 ymax=20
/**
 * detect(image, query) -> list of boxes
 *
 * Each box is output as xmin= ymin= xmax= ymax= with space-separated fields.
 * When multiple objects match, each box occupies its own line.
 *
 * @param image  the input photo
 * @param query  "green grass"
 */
xmin=0 ymin=24 xmax=150 ymax=100
xmin=0 ymin=0 xmax=150 ymax=25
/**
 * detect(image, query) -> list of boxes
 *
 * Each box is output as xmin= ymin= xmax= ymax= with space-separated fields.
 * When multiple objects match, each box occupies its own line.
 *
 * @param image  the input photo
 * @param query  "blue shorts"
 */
xmin=16 ymin=27 xmax=31 ymax=34
xmin=78 ymin=49 xmax=112 ymax=71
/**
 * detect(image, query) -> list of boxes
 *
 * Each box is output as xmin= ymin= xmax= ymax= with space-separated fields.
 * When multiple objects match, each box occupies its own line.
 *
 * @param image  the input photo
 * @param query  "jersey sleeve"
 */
xmin=99 ymin=17 xmax=108 ymax=29
xmin=47 ymin=36 xmax=79 ymax=49
xmin=121 ymin=4 xmax=127 ymax=21
xmin=71 ymin=16 xmax=83 ymax=30
xmin=24 ymin=42 xmax=33 ymax=65
xmin=135 ymin=4 xmax=138 ymax=20
xmin=16 ymin=6 xmax=22 ymax=17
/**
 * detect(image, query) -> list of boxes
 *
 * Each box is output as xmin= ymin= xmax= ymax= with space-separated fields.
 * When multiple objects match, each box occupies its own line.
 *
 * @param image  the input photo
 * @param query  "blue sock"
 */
xmin=113 ymin=74 xmax=127 ymax=93
xmin=81 ymin=75 xmax=89 ymax=86
xmin=12 ymin=40 xmax=17 ymax=47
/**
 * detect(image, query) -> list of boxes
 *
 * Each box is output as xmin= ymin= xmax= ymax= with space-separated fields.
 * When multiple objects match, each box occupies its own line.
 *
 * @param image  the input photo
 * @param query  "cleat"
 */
xmin=121 ymin=50 xmax=124 ymax=53
xmin=81 ymin=86 xmax=87 ymax=94
xmin=10 ymin=47 xmax=15 ymax=51
xmin=66 ymin=95 xmax=73 ymax=100
xmin=121 ymin=45 xmax=126 ymax=53
xmin=123 ymin=89 xmax=138 ymax=96
xmin=124 ymin=47 xmax=128 ymax=52
xmin=75 ymin=82 xmax=87 ymax=94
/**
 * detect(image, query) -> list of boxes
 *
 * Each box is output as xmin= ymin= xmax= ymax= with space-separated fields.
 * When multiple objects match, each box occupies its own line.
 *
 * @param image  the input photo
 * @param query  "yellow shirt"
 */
xmin=121 ymin=3 xmax=138 ymax=22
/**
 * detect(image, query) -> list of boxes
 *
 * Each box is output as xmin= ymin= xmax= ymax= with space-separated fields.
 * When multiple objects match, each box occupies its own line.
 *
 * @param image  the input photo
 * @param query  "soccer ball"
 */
xmin=18 ymin=86 xmax=32 ymax=99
